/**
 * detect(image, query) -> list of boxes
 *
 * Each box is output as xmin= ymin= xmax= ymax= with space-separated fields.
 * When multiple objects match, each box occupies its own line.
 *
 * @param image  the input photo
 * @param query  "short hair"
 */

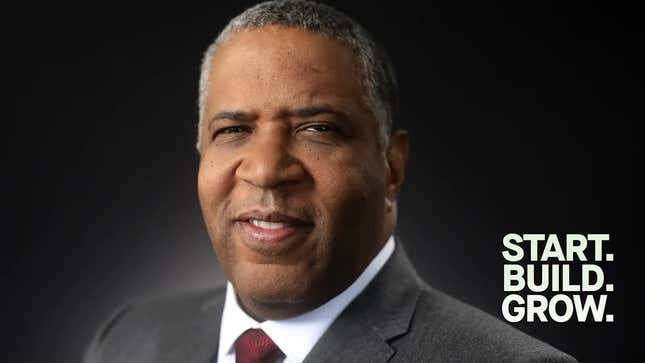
xmin=196 ymin=0 xmax=398 ymax=151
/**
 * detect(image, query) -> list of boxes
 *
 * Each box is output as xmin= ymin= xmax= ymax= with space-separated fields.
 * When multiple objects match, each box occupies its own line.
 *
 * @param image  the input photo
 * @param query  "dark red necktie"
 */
xmin=234 ymin=328 xmax=285 ymax=363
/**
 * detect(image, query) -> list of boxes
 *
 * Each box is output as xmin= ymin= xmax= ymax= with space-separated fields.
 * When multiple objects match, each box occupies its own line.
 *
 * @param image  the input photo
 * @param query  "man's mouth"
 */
xmin=234 ymin=210 xmax=314 ymax=250
xmin=248 ymin=219 xmax=292 ymax=230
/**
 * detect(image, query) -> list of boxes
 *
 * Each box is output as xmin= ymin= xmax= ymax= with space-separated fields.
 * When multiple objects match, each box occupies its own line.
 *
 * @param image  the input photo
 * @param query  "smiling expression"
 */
xmin=197 ymin=25 xmax=405 ymax=320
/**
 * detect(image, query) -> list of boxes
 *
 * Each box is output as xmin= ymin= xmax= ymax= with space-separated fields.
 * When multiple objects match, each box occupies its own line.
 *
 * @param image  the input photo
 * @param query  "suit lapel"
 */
xmin=303 ymin=240 xmax=422 ymax=363
xmin=195 ymin=291 xmax=226 ymax=363
xmin=158 ymin=288 xmax=225 ymax=363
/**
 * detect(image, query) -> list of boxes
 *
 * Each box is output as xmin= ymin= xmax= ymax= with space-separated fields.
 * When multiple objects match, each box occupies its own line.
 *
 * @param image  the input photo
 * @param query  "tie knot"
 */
xmin=234 ymin=328 xmax=285 ymax=363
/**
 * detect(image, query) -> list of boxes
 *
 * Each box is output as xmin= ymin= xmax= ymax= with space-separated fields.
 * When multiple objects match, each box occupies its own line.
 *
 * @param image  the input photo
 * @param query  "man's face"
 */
xmin=198 ymin=26 xmax=402 ymax=320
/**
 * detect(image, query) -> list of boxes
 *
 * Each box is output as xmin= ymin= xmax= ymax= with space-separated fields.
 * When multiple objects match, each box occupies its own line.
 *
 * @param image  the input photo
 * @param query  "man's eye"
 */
xmin=303 ymin=124 xmax=336 ymax=133
xmin=221 ymin=126 xmax=247 ymax=134
xmin=212 ymin=126 xmax=250 ymax=140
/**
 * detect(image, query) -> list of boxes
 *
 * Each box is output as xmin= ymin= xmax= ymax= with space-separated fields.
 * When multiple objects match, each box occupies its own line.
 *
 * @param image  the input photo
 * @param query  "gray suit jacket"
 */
xmin=84 ymin=243 xmax=577 ymax=362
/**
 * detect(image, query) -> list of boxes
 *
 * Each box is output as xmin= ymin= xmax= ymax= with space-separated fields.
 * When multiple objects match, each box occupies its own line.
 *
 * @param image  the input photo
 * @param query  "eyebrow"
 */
xmin=282 ymin=104 xmax=348 ymax=120
xmin=209 ymin=110 xmax=256 ymax=123
xmin=208 ymin=110 xmax=256 ymax=131
xmin=208 ymin=104 xmax=348 ymax=130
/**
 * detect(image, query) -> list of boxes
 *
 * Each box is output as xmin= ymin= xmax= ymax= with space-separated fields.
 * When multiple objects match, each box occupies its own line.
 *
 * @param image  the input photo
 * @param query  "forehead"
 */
xmin=205 ymin=25 xmax=366 ymax=116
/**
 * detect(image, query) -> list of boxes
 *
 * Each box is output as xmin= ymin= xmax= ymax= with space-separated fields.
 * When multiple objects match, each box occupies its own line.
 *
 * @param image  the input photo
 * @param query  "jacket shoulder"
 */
xmin=83 ymin=286 xmax=226 ymax=363
xmin=392 ymin=285 xmax=578 ymax=363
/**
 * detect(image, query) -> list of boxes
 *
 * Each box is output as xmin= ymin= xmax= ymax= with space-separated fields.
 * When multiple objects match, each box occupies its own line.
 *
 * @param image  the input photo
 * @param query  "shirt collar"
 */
xmin=218 ymin=235 xmax=396 ymax=363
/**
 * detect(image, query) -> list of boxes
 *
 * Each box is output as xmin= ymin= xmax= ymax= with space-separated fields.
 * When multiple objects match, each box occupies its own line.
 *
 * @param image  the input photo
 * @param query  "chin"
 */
xmin=232 ymin=263 xmax=324 ymax=316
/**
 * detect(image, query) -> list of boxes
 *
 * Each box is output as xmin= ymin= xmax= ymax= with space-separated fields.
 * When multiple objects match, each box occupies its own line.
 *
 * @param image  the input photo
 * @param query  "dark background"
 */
xmin=7 ymin=1 xmax=639 ymax=362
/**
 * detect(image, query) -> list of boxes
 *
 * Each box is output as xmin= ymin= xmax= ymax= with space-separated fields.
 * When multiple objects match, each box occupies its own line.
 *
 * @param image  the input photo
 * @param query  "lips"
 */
xmin=234 ymin=210 xmax=313 ymax=252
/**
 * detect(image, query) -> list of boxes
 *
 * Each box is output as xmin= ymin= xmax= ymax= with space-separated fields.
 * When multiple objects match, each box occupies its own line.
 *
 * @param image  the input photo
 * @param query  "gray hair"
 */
xmin=196 ymin=0 xmax=398 ymax=151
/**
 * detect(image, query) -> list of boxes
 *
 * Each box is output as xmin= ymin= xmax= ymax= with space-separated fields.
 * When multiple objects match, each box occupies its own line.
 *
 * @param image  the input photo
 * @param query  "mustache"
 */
xmin=228 ymin=191 xmax=317 ymax=222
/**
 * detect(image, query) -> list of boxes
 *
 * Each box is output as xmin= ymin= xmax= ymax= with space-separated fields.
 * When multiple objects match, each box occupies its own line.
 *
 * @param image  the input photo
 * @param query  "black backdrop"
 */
xmin=7 ymin=1 xmax=638 ymax=362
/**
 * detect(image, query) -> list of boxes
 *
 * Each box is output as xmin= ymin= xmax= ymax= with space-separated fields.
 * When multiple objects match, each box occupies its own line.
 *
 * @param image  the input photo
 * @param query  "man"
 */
xmin=85 ymin=1 xmax=577 ymax=362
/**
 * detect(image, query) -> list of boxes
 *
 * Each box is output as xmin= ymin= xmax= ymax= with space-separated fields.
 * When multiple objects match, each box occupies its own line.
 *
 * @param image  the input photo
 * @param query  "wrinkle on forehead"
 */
xmin=205 ymin=25 xmax=366 ymax=117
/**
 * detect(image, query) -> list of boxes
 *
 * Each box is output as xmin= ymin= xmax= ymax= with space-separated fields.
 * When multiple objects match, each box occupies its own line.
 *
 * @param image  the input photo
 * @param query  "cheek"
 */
xmin=197 ymin=155 xmax=235 ymax=240
xmin=307 ymin=147 xmax=386 ymax=229
xmin=198 ymin=155 xmax=245 ymax=279
xmin=198 ymin=149 xmax=235 ymax=201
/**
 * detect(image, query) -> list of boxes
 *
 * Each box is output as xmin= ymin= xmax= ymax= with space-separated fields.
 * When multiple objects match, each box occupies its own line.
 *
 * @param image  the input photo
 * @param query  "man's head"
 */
xmin=196 ymin=0 xmax=399 ymax=151
xmin=197 ymin=0 xmax=408 ymax=320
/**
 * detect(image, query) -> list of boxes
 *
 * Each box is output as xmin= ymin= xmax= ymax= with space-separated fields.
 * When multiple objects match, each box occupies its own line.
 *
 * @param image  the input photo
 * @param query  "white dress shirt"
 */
xmin=216 ymin=235 xmax=395 ymax=363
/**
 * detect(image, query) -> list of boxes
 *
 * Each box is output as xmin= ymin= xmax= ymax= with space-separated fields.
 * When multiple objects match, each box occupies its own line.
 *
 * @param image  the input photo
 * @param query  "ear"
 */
xmin=385 ymin=130 xmax=409 ymax=210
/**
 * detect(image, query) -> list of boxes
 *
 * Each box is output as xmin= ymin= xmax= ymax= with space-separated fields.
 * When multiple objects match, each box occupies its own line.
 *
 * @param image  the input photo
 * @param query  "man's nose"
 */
xmin=235 ymin=129 xmax=307 ymax=189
